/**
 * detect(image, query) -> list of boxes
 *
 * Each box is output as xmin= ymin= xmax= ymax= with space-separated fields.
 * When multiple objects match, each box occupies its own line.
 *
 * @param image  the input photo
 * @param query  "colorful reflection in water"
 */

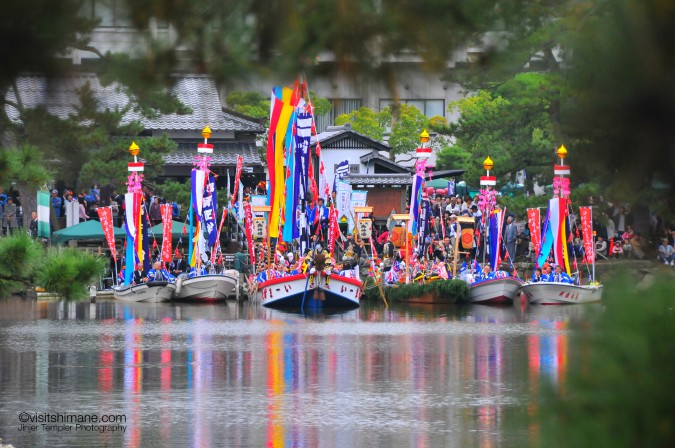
xmin=0 ymin=298 xmax=597 ymax=448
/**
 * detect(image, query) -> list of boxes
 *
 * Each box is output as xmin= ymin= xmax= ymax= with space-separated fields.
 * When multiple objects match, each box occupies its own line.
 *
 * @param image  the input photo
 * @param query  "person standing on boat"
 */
xmin=309 ymin=244 xmax=330 ymax=300
xmin=504 ymin=215 xmax=518 ymax=262
xmin=308 ymin=198 xmax=329 ymax=240
xmin=551 ymin=265 xmax=573 ymax=284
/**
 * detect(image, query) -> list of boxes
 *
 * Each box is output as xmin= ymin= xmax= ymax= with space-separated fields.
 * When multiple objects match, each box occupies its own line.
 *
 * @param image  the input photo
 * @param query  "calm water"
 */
xmin=0 ymin=296 xmax=599 ymax=448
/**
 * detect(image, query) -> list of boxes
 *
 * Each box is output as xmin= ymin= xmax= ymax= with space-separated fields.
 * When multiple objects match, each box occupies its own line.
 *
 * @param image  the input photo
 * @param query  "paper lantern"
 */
xmin=435 ymin=188 xmax=444 ymax=195
xmin=426 ymin=187 xmax=435 ymax=196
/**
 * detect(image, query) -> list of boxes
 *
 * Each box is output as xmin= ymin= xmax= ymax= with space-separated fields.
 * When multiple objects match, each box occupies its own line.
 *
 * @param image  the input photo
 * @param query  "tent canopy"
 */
xmin=149 ymin=220 xmax=197 ymax=239
xmin=52 ymin=220 xmax=126 ymax=244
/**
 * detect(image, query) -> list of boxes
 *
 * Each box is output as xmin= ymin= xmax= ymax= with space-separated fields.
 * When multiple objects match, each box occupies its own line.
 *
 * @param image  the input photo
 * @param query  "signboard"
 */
xmin=358 ymin=218 xmax=372 ymax=240
xmin=253 ymin=217 xmax=267 ymax=239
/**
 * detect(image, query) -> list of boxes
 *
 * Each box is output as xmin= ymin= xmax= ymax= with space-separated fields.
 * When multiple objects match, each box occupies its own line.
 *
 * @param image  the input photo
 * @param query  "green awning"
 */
xmin=52 ymin=220 xmax=126 ymax=244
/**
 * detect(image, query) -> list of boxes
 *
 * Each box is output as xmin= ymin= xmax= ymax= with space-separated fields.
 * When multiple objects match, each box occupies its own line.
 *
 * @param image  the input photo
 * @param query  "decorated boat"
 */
xmin=113 ymin=281 xmax=176 ymax=303
xmin=520 ymin=145 xmax=603 ymax=305
xmin=173 ymin=127 xmax=242 ymax=301
xmin=249 ymin=80 xmax=362 ymax=311
xmin=257 ymin=272 xmax=361 ymax=310
xmin=174 ymin=271 xmax=239 ymax=301
xmin=468 ymin=157 xmax=523 ymax=304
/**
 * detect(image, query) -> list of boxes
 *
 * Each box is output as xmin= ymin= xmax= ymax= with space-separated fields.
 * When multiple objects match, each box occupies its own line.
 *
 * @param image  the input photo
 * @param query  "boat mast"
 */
xmin=479 ymin=156 xmax=495 ymax=269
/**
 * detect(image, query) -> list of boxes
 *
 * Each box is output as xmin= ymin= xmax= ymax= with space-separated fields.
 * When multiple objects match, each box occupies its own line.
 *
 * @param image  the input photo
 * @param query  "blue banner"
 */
xmin=202 ymin=174 xmax=218 ymax=247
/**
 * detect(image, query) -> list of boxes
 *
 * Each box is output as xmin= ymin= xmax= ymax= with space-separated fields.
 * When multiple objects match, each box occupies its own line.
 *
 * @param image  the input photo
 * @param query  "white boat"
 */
xmin=113 ymin=281 xmax=176 ymax=303
xmin=525 ymin=145 xmax=604 ymax=305
xmin=521 ymin=282 xmax=603 ymax=305
xmin=469 ymin=277 xmax=524 ymax=305
xmin=257 ymin=272 xmax=362 ymax=310
xmin=173 ymin=271 xmax=238 ymax=301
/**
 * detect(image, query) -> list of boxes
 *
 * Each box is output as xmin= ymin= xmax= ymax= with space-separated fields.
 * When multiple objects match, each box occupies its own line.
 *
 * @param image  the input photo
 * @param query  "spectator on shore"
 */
xmin=657 ymin=238 xmax=674 ymax=265
xmin=51 ymin=190 xmax=62 ymax=218
xmin=595 ymin=236 xmax=608 ymax=258
xmin=3 ymin=198 xmax=18 ymax=235
xmin=78 ymin=196 xmax=89 ymax=222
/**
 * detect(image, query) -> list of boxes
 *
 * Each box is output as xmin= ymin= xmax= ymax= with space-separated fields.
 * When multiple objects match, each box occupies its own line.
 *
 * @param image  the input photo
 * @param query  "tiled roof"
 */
xmin=164 ymin=141 xmax=262 ymax=165
xmin=344 ymin=173 xmax=412 ymax=185
xmin=311 ymin=124 xmax=390 ymax=152
xmin=360 ymin=150 xmax=411 ymax=173
xmin=6 ymin=74 xmax=264 ymax=133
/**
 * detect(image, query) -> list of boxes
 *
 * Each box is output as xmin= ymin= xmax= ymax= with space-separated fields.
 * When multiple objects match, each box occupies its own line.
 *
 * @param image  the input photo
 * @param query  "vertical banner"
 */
xmin=579 ymin=206 xmax=594 ymax=263
xmin=160 ymin=204 xmax=173 ymax=263
xmin=202 ymin=174 xmax=218 ymax=247
xmin=232 ymin=155 xmax=243 ymax=207
xmin=489 ymin=209 xmax=504 ymax=270
xmin=527 ymin=208 xmax=541 ymax=258
xmin=447 ymin=179 xmax=455 ymax=197
xmin=37 ymin=191 xmax=50 ymax=238
xmin=349 ymin=190 xmax=367 ymax=233
xmin=327 ymin=206 xmax=340 ymax=256
xmin=243 ymin=202 xmax=255 ymax=265
xmin=418 ymin=198 xmax=429 ymax=255
xmin=96 ymin=207 xmax=117 ymax=262
xmin=65 ymin=200 xmax=78 ymax=227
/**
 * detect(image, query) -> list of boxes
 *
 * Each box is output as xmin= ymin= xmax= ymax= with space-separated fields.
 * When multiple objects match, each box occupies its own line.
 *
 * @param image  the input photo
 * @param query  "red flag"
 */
xmin=527 ymin=208 xmax=541 ymax=256
xmin=182 ymin=225 xmax=187 ymax=235
xmin=152 ymin=239 xmax=158 ymax=249
xmin=174 ymin=248 xmax=181 ymax=259
xmin=96 ymin=207 xmax=117 ymax=262
xmin=579 ymin=207 xmax=595 ymax=263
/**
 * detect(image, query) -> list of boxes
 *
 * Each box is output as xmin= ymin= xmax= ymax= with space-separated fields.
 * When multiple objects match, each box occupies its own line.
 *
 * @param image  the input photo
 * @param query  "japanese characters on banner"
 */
xmin=252 ymin=217 xmax=266 ymax=239
xmin=327 ymin=206 xmax=340 ymax=256
xmin=160 ymin=203 xmax=173 ymax=262
xmin=243 ymin=202 xmax=255 ymax=264
xmin=527 ymin=208 xmax=541 ymax=258
xmin=349 ymin=190 xmax=367 ymax=233
xmin=232 ymin=155 xmax=243 ymax=206
xmin=96 ymin=207 xmax=117 ymax=262
xmin=358 ymin=218 xmax=372 ymax=240
xmin=202 ymin=174 xmax=218 ymax=247
xmin=336 ymin=180 xmax=352 ymax=227
xmin=579 ymin=206 xmax=594 ymax=263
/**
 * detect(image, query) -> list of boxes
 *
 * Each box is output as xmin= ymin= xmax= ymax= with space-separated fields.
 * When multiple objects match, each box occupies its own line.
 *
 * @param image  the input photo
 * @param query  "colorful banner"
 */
xmin=527 ymin=208 xmax=541 ymax=259
xmin=579 ymin=206 xmax=594 ymax=264
xmin=489 ymin=209 xmax=504 ymax=270
xmin=97 ymin=206 xmax=117 ymax=262
xmin=418 ymin=198 xmax=430 ymax=255
xmin=232 ymin=155 xmax=243 ymax=207
xmin=203 ymin=174 xmax=218 ymax=247
xmin=37 ymin=191 xmax=50 ymax=238
xmin=244 ymin=202 xmax=255 ymax=265
xmin=160 ymin=203 xmax=173 ymax=263
xmin=408 ymin=174 xmax=423 ymax=235
xmin=536 ymin=198 xmax=567 ymax=269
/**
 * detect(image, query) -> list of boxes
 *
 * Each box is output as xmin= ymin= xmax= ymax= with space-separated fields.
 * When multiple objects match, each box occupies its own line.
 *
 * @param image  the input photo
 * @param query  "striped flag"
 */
xmin=333 ymin=160 xmax=349 ymax=193
xmin=37 ymin=191 xmax=50 ymax=238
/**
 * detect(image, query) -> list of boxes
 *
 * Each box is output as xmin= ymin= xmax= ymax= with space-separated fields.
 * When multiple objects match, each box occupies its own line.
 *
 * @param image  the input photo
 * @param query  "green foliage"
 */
xmin=336 ymin=107 xmax=385 ymax=142
xmin=0 ymin=233 xmax=42 ymax=296
xmin=497 ymin=195 xmax=550 ymax=220
xmin=36 ymin=248 xmax=106 ymax=300
xmin=226 ymin=91 xmax=269 ymax=119
xmin=335 ymin=103 xmax=428 ymax=157
xmin=156 ymin=179 xmax=191 ymax=214
xmin=436 ymin=73 xmax=561 ymax=189
xmin=380 ymin=279 xmax=470 ymax=303
xmin=533 ymin=272 xmax=675 ymax=447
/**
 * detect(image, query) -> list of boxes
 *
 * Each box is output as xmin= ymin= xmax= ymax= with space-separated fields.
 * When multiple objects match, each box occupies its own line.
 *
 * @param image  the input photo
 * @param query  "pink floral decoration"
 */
xmin=476 ymin=188 xmax=497 ymax=213
xmin=194 ymin=155 xmax=213 ymax=171
xmin=553 ymin=177 xmax=570 ymax=198
xmin=126 ymin=172 xmax=144 ymax=194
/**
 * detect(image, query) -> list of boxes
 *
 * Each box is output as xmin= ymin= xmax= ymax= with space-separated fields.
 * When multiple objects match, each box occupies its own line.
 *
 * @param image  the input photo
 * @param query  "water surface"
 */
xmin=0 ymin=297 xmax=598 ymax=447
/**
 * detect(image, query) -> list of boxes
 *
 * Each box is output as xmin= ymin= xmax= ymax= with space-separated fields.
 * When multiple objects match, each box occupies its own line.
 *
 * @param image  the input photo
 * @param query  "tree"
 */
xmin=335 ymin=104 xmax=429 ymax=159
xmin=435 ymin=73 xmax=561 ymax=190
xmin=0 ymin=144 xmax=52 ymax=225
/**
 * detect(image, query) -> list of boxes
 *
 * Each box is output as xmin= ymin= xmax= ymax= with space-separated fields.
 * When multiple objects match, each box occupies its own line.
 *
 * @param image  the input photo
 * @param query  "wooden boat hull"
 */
xmin=173 ymin=273 xmax=238 ymax=301
xmin=258 ymin=273 xmax=362 ymax=310
xmin=113 ymin=281 xmax=176 ymax=303
xmin=469 ymin=278 xmax=523 ymax=304
xmin=521 ymin=282 xmax=603 ymax=305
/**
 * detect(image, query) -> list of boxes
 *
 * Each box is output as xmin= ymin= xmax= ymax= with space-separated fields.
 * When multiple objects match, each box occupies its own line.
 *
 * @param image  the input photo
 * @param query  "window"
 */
xmin=316 ymin=98 xmax=362 ymax=132
xmin=379 ymin=99 xmax=445 ymax=118
xmin=82 ymin=0 xmax=132 ymax=27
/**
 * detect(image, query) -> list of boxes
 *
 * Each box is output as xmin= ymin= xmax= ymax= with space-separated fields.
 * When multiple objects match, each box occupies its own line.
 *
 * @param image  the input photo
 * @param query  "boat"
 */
xmin=520 ymin=281 xmax=603 ymax=305
xmin=250 ymin=80 xmax=362 ymax=311
xmin=173 ymin=271 xmax=239 ymax=301
xmin=470 ymin=277 xmax=523 ymax=305
xmin=523 ymin=145 xmax=603 ymax=305
xmin=467 ymin=156 xmax=523 ymax=305
xmin=113 ymin=281 xmax=176 ymax=303
xmin=257 ymin=272 xmax=361 ymax=310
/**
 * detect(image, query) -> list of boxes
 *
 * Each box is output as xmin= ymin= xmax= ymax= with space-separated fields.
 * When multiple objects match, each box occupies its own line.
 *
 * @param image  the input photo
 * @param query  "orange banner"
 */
xmin=160 ymin=204 xmax=173 ymax=263
xmin=97 ymin=207 xmax=117 ymax=262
